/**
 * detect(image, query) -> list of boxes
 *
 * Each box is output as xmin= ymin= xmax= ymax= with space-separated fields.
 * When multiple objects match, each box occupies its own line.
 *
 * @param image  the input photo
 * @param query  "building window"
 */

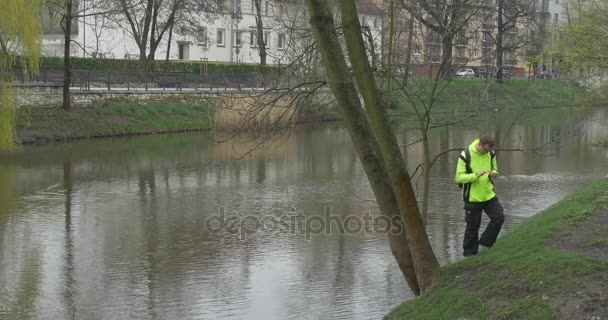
xmin=233 ymin=31 xmax=242 ymax=47
xmin=414 ymin=24 xmax=422 ymax=35
xmin=217 ymin=28 xmax=225 ymax=46
xmin=554 ymin=13 xmax=559 ymax=24
xmin=482 ymin=48 xmax=491 ymax=58
xmin=251 ymin=0 xmax=256 ymax=14
xmin=472 ymin=49 xmax=478 ymax=58
xmin=264 ymin=31 xmax=270 ymax=48
xmin=413 ymin=44 xmax=420 ymax=55
xmin=373 ymin=18 xmax=379 ymax=29
xmin=235 ymin=0 xmax=241 ymax=13
xmin=456 ymin=47 xmax=465 ymax=57
xmin=264 ymin=0 xmax=269 ymax=15
xmin=250 ymin=31 xmax=257 ymax=47
xmin=426 ymin=44 xmax=440 ymax=57
xmin=278 ymin=33 xmax=285 ymax=49
xmin=483 ymin=31 xmax=492 ymax=41
xmin=197 ymin=27 xmax=207 ymax=46
xmin=178 ymin=43 xmax=189 ymax=60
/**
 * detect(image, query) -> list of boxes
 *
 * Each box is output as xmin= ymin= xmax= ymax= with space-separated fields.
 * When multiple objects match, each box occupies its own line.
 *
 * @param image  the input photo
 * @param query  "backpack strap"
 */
xmin=489 ymin=150 xmax=496 ymax=185
xmin=459 ymin=148 xmax=472 ymax=201
xmin=460 ymin=148 xmax=472 ymax=174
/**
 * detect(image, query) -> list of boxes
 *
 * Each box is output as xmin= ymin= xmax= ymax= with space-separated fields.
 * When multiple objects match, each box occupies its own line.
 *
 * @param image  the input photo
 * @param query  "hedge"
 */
xmin=37 ymin=56 xmax=278 ymax=75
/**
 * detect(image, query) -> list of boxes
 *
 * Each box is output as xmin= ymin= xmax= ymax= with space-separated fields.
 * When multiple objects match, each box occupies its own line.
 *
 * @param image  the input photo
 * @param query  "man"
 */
xmin=455 ymin=135 xmax=505 ymax=257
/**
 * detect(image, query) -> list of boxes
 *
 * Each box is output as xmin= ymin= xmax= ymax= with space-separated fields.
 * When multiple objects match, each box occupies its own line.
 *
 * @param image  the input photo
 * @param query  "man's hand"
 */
xmin=490 ymin=171 xmax=499 ymax=178
xmin=477 ymin=170 xmax=490 ymax=177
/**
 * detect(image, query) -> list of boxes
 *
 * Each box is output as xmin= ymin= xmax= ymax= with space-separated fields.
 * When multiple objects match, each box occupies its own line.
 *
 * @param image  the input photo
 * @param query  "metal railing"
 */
xmin=11 ymin=68 xmax=278 ymax=91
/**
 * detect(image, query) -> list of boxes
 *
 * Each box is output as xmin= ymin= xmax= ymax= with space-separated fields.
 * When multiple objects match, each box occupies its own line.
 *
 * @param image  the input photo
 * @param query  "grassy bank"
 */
xmin=386 ymin=179 xmax=608 ymax=320
xmin=16 ymin=103 xmax=213 ymax=144
xmin=13 ymin=79 xmax=580 ymax=144
xmin=391 ymin=78 xmax=580 ymax=109
xmin=389 ymin=78 xmax=583 ymax=126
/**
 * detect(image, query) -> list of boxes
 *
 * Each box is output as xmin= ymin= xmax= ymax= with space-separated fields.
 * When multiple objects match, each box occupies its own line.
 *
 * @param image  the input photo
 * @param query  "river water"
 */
xmin=1 ymin=108 xmax=607 ymax=320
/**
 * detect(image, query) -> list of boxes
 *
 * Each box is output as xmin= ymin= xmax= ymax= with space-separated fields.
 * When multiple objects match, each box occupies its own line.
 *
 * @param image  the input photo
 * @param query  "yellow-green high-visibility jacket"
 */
xmin=455 ymin=139 xmax=498 ymax=203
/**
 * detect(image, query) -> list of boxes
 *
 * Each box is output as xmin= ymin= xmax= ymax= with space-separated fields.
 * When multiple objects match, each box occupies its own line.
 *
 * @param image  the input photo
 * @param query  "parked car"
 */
xmin=455 ymin=68 xmax=476 ymax=78
xmin=476 ymin=68 xmax=488 ymax=78
xmin=493 ymin=69 xmax=512 ymax=79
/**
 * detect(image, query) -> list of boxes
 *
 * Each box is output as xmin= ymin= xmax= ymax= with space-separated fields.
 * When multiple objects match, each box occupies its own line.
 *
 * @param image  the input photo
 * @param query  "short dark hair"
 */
xmin=480 ymin=135 xmax=495 ymax=147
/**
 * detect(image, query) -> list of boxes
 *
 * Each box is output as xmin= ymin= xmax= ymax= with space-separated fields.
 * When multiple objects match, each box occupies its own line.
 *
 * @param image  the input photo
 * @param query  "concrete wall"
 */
xmin=14 ymin=85 xmax=339 ymax=127
xmin=16 ymin=84 xmax=221 ymax=108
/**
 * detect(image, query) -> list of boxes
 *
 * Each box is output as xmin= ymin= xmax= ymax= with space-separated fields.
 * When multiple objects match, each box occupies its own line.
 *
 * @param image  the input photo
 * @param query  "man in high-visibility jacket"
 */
xmin=455 ymin=135 xmax=505 ymax=257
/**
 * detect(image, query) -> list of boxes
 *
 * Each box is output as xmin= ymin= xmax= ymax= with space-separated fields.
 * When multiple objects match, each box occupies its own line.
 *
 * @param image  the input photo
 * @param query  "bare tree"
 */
xmin=495 ymin=0 xmax=536 ymax=83
xmin=44 ymin=0 xmax=118 ymax=110
xmin=253 ymin=0 xmax=267 ymax=65
xmin=399 ymin=0 xmax=486 ymax=79
xmin=112 ymin=0 xmax=226 ymax=73
xmin=306 ymin=0 xmax=441 ymax=293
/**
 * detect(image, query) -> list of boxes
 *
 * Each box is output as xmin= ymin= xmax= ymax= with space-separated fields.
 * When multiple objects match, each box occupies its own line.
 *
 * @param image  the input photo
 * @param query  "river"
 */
xmin=1 ymin=108 xmax=607 ymax=320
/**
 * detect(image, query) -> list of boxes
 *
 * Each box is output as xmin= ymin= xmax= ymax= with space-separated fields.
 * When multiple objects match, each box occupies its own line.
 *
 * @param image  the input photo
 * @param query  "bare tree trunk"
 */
xmin=362 ymin=27 xmax=377 ymax=70
xmin=340 ymin=0 xmax=440 ymax=292
xmin=441 ymin=35 xmax=453 ymax=79
xmin=496 ymin=0 xmax=504 ymax=84
xmin=306 ymin=0 xmax=423 ymax=294
xmin=165 ymin=22 xmax=174 ymax=62
xmin=387 ymin=0 xmax=395 ymax=92
xmin=62 ymin=0 xmax=73 ymax=110
xmin=403 ymin=15 xmax=415 ymax=86
xmin=254 ymin=0 xmax=267 ymax=65
xmin=421 ymin=131 xmax=431 ymax=222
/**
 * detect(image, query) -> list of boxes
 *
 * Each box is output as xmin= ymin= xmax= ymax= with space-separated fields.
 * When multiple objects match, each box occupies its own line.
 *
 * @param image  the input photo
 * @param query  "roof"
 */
xmin=357 ymin=0 xmax=383 ymax=15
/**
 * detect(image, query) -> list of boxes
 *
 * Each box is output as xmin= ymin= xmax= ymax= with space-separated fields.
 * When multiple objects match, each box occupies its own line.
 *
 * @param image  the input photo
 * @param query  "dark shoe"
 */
xmin=479 ymin=242 xmax=493 ymax=248
xmin=463 ymin=252 xmax=477 ymax=257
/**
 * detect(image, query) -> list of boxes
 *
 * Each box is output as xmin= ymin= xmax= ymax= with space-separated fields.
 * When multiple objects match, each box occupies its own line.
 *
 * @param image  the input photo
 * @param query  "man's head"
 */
xmin=477 ymin=135 xmax=495 ymax=154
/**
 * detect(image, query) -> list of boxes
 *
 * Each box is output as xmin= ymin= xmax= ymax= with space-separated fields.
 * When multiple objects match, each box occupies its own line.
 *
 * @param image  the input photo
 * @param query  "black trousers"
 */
xmin=463 ymin=197 xmax=505 ymax=256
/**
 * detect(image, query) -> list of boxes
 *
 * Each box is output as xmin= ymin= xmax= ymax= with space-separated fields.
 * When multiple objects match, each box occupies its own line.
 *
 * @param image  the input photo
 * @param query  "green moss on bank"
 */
xmin=16 ymin=103 xmax=213 ymax=144
xmin=386 ymin=179 xmax=608 ymax=320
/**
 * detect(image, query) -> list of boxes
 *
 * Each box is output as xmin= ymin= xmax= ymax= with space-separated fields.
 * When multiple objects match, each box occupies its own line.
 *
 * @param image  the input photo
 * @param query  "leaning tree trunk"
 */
xmin=340 ymin=0 xmax=440 ymax=292
xmin=305 ymin=0 xmax=423 ymax=294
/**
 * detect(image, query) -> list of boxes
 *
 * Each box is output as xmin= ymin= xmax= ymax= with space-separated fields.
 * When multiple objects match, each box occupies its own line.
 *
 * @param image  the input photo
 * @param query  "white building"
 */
xmin=42 ymin=0 xmax=384 ymax=66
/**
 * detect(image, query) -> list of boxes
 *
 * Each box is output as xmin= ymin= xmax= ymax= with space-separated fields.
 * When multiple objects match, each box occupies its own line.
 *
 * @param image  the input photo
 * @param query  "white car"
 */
xmin=456 ymin=69 xmax=476 ymax=78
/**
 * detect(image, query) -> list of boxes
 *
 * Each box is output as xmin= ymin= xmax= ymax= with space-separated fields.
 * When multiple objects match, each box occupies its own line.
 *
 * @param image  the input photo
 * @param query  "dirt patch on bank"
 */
xmin=547 ymin=205 xmax=608 ymax=262
xmin=549 ymin=279 xmax=608 ymax=320
xmin=545 ymin=203 xmax=608 ymax=319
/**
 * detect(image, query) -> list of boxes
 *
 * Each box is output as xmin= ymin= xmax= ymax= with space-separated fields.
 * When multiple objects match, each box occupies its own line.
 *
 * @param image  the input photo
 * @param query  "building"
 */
xmin=41 ymin=0 xmax=384 ymax=66
xmin=381 ymin=1 xmax=530 ymax=78
xmin=527 ymin=0 xmax=569 ymax=76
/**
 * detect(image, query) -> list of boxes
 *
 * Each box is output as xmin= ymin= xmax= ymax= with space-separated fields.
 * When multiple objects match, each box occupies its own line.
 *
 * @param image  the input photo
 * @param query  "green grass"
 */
xmin=386 ymin=179 xmax=608 ymax=320
xmin=387 ymin=78 xmax=583 ymax=128
xmin=586 ymin=238 xmax=608 ymax=247
xmin=16 ymin=102 xmax=213 ymax=143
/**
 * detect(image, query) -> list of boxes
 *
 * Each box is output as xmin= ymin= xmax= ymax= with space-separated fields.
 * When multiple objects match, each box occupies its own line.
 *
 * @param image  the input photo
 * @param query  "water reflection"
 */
xmin=0 ymin=109 xmax=607 ymax=320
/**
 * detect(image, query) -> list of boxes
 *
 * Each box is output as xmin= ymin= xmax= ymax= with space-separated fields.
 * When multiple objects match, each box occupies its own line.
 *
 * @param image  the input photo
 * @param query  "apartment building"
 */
xmin=382 ymin=1 xmax=530 ymax=78
xmin=41 ymin=0 xmax=383 ymax=66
